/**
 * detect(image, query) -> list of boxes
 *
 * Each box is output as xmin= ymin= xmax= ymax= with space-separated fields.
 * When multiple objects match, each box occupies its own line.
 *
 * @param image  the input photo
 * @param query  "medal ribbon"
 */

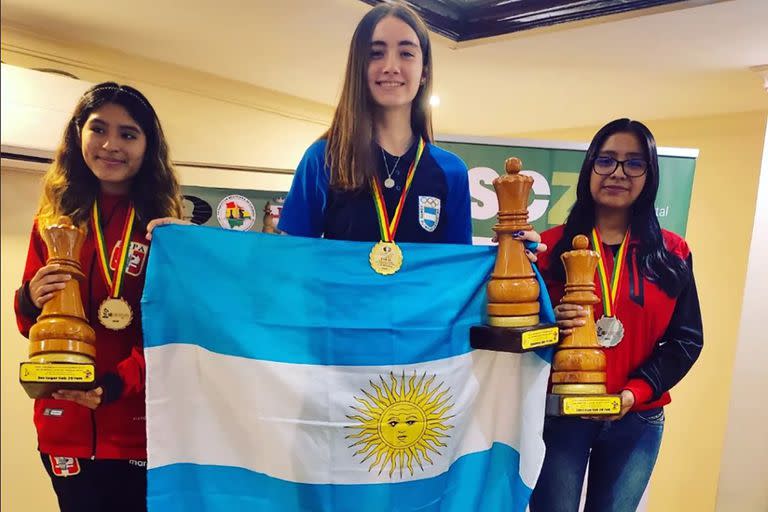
xmin=370 ymin=137 xmax=425 ymax=242
xmin=92 ymin=199 xmax=135 ymax=299
xmin=590 ymin=227 xmax=630 ymax=317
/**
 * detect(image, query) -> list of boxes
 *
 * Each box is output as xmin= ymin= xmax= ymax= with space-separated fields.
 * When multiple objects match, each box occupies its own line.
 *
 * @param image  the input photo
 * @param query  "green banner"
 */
xmin=437 ymin=138 xmax=696 ymax=241
xmin=181 ymin=138 xmax=696 ymax=242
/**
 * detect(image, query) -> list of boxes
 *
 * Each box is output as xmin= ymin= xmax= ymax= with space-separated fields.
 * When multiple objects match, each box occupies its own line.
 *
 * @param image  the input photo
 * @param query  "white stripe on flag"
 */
xmin=146 ymin=344 xmax=549 ymax=488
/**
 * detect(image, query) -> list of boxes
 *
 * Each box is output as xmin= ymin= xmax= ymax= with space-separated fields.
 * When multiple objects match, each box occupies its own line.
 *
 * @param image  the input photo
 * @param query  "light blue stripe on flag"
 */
xmin=143 ymin=225 xmax=501 ymax=365
xmin=148 ymin=443 xmax=529 ymax=512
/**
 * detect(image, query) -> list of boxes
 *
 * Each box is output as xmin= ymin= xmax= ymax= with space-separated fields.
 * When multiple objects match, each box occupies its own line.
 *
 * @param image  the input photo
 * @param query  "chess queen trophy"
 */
xmin=470 ymin=157 xmax=559 ymax=352
xmin=545 ymin=235 xmax=622 ymax=416
xmin=19 ymin=216 xmax=96 ymax=398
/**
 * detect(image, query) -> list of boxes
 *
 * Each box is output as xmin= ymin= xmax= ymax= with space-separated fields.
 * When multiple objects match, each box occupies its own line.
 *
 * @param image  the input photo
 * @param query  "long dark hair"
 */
xmin=324 ymin=1 xmax=433 ymax=191
xmin=38 ymin=82 xmax=182 ymax=229
xmin=550 ymin=118 xmax=690 ymax=297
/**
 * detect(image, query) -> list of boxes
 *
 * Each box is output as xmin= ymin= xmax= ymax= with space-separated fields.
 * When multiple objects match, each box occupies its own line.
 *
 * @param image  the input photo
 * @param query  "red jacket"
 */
xmin=15 ymin=193 xmax=148 ymax=460
xmin=538 ymin=224 xmax=703 ymax=411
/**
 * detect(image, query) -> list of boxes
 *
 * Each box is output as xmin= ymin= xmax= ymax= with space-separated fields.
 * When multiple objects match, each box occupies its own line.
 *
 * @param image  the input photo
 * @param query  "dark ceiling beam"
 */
xmin=360 ymin=0 xmax=706 ymax=42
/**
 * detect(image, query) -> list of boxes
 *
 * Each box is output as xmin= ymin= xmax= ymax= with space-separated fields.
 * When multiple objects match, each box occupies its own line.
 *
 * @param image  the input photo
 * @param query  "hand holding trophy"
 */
xmin=470 ymin=157 xmax=559 ymax=352
xmin=19 ymin=216 xmax=97 ymax=398
xmin=545 ymin=235 xmax=622 ymax=416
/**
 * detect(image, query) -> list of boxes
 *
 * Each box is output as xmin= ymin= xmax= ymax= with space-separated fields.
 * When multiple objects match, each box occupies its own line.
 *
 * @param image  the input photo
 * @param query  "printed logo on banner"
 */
xmin=418 ymin=196 xmax=441 ymax=232
xmin=217 ymin=195 xmax=256 ymax=231
xmin=109 ymin=241 xmax=149 ymax=277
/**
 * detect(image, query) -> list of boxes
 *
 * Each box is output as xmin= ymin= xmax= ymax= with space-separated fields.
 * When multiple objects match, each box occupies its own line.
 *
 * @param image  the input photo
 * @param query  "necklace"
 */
xmin=380 ymin=148 xmax=401 ymax=189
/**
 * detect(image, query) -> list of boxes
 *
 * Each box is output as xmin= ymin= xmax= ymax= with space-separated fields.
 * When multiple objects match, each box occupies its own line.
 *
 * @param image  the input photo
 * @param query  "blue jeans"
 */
xmin=530 ymin=408 xmax=665 ymax=512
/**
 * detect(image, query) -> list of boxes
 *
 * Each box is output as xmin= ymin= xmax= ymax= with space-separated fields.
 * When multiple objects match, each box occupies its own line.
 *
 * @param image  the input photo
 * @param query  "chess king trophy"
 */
xmin=545 ymin=235 xmax=622 ymax=416
xmin=19 ymin=216 xmax=97 ymax=399
xmin=470 ymin=157 xmax=559 ymax=353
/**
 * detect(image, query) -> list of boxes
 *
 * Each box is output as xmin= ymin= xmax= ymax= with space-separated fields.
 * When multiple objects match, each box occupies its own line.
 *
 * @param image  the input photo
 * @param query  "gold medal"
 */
xmin=92 ymin=200 xmax=136 ymax=331
xmin=98 ymin=297 xmax=133 ymax=330
xmin=369 ymin=138 xmax=425 ymax=276
xmin=369 ymin=241 xmax=403 ymax=275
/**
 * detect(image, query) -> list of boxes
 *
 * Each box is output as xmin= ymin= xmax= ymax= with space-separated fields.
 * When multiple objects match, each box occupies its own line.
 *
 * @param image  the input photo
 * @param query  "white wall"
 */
xmin=715 ymin=116 xmax=768 ymax=512
xmin=1 ymin=167 xmax=58 ymax=512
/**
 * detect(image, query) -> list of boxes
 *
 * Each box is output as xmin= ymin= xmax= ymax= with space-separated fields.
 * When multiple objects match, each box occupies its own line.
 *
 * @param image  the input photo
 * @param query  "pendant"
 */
xmin=596 ymin=316 xmax=624 ymax=348
xmin=369 ymin=241 xmax=403 ymax=275
xmin=384 ymin=178 xmax=395 ymax=189
xmin=98 ymin=297 xmax=133 ymax=330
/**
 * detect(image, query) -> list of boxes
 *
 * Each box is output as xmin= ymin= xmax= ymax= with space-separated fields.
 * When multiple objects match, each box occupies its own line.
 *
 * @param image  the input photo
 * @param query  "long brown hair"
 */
xmin=37 ymin=82 xmax=182 ymax=229
xmin=324 ymin=2 xmax=434 ymax=191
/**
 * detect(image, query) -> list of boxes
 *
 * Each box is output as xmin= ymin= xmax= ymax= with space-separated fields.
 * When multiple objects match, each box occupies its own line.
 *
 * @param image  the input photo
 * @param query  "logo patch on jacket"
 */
xmin=418 ymin=196 xmax=441 ymax=232
xmin=110 ymin=241 xmax=148 ymax=277
xmin=49 ymin=455 xmax=80 ymax=477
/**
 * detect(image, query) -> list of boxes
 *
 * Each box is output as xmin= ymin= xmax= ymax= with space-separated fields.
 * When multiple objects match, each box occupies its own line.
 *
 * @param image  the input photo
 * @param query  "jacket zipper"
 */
xmin=90 ymin=409 xmax=97 ymax=459
xmin=88 ymin=250 xmax=98 ymax=459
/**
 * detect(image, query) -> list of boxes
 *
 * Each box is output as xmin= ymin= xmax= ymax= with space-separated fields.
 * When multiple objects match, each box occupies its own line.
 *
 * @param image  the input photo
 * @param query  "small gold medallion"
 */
xmin=369 ymin=241 xmax=403 ymax=275
xmin=98 ymin=297 xmax=133 ymax=330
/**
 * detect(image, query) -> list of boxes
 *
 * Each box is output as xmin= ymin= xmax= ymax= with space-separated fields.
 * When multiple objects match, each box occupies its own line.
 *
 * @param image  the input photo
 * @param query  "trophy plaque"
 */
xmin=19 ymin=216 xmax=96 ymax=399
xmin=470 ymin=157 xmax=559 ymax=353
xmin=545 ymin=235 xmax=622 ymax=416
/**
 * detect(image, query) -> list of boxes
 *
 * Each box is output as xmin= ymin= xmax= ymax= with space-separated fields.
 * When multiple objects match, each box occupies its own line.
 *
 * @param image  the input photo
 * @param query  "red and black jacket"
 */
xmin=538 ymin=224 xmax=704 ymax=410
xmin=14 ymin=193 xmax=148 ymax=460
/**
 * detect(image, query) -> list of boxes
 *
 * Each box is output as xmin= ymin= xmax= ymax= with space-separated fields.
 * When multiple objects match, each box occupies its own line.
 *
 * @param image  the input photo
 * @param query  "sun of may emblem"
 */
xmin=346 ymin=371 xmax=454 ymax=478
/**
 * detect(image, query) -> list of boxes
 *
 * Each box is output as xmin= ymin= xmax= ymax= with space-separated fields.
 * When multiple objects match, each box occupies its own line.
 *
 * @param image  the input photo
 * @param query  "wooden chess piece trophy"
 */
xmin=470 ymin=157 xmax=559 ymax=352
xmin=545 ymin=235 xmax=622 ymax=416
xmin=19 ymin=216 xmax=96 ymax=398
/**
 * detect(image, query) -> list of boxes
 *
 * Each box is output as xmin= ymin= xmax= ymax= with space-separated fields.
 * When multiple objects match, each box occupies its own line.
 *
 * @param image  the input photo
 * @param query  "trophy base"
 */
xmin=470 ymin=323 xmax=558 ymax=353
xmin=546 ymin=393 xmax=622 ymax=416
xmin=19 ymin=362 xmax=96 ymax=399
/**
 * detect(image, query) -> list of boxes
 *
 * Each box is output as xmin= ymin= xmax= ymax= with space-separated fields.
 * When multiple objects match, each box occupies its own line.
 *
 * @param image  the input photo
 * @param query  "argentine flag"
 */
xmin=142 ymin=225 xmax=552 ymax=511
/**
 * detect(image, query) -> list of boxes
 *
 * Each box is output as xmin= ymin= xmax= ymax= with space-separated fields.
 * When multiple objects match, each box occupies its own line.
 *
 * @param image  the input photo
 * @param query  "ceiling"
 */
xmin=360 ymin=0 xmax=714 ymax=42
xmin=1 ymin=0 xmax=766 ymax=135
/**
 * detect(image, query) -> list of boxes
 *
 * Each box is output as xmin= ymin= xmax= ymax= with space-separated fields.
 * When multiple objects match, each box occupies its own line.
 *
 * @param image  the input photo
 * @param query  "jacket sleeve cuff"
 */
xmin=99 ymin=373 xmax=124 ymax=404
xmin=17 ymin=282 xmax=42 ymax=319
xmin=623 ymin=378 xmax=655 ymax=405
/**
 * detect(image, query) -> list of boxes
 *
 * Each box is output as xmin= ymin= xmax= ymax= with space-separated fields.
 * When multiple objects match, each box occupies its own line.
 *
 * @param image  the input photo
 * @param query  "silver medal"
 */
xmin=384 ymin=178 xmax=395 ymax=189
xmin=596 ymin=316 xmax=624 ymax=348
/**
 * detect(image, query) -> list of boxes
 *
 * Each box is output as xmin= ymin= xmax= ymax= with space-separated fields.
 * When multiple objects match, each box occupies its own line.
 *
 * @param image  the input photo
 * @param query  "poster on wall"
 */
xmin=181 ymin=185 xmax=286 ymax=234
xmin=181 ymin=136 xmax=697 ymax=244
xmin=437 ymin=136 xmax=697 ymax=244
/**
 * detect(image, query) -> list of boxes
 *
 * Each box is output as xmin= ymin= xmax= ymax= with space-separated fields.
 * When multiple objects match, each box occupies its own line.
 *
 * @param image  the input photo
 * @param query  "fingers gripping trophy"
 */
xmin=545 ymin=235 xmax=622 ymax=416
xmin=19 ymin=217 xmax=97 ymax=398
xmin=470 ymin=158 xmax=559 ymax=353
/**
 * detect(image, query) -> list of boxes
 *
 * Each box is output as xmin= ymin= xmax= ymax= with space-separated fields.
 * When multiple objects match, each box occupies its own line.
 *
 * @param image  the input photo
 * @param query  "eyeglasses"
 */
xmin=592 ymin=156 xmax=648 ymax=178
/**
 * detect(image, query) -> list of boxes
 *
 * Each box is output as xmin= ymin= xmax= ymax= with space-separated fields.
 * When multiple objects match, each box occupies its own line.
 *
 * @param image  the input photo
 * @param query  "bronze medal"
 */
xmin=92 ymin=200 xmax=136 ymax=331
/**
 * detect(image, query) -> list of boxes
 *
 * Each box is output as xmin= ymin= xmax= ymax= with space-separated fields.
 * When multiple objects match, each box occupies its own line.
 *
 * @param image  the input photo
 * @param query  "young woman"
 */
xmin=14 ymin=82 xmax=182 ymax=512
xmin=277 ymin=2 xmax=472 ymax=248
xmin=530 ymin=118 xmax=704 ymax=512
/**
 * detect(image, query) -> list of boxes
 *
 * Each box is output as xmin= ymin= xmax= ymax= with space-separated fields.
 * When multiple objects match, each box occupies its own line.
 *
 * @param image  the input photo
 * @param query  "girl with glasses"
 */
xmin=530 ymin=118 xmax=703 ymax=512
